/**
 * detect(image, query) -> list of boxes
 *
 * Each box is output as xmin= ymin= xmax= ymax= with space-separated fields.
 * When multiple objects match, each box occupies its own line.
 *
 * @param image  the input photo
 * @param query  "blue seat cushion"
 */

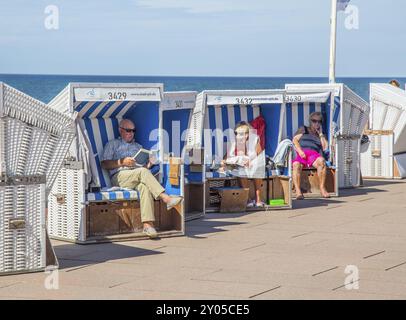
xmin=206 ymin=171 xmax=233 ymax=178
xmin=86 ymin=189 xmax=140 ymax=202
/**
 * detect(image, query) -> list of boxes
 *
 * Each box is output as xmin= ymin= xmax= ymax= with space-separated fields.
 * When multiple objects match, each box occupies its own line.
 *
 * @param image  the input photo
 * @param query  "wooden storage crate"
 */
xmin=217 ymin=187 xmax=249 ymax=213
xmin=297 ymin=168 xmax=336 ymax=197
xmin=205 ymin=177 xmax=239 ymax=209
xmin=184 ymin=183 xmax=204 ymax=220
xmin=246 ymin=176 xmax=291 ymax=210
xmin=86 ymin=199 xmax=183 ymax=240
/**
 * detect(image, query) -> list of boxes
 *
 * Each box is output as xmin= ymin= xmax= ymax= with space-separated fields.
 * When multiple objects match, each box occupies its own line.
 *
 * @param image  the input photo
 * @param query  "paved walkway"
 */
xmin=1 ymin=180 xmax=406 ymax=299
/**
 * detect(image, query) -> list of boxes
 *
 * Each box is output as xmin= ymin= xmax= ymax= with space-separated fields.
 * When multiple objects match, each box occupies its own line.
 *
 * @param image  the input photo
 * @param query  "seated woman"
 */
xmin=220 ymin=121 xmax=266 ymax=208
xmin=292 ymin=112 xmax=330 ymax=200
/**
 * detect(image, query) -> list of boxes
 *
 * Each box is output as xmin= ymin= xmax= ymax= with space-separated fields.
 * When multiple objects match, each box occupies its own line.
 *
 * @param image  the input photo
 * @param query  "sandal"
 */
xmin=255 ymin=201 xmax=266 ymax=208
xmin=296 ymin=194 xmax=305 ymax=200
xmin=246 ymin=200 xmax=256 ymax=208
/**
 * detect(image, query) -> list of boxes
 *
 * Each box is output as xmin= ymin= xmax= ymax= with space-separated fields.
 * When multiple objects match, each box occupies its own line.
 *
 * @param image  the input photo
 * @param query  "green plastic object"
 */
xmin=269 ymin=199 xmax=285 ymax=206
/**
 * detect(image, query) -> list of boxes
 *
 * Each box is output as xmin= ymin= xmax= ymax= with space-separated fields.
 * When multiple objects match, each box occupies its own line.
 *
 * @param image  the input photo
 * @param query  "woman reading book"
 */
xmin=220 ymin=121 xmax=266 ymax=208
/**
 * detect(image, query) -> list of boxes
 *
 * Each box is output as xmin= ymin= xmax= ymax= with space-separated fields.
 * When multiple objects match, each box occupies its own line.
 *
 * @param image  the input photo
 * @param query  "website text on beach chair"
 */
xmin=361 ymin=83 xmax=406 ymax=179
xmin=161 ymin=91 xmax=205 ymax=221
xmin=0 ymin=82 xmax=75 ymax=275
xmin=187 ymin=90 xmax=292 ymax=214
xmin=47 ymin=83 xmax=184 ymax=244
xmin=285 ymin=83 xmax=370 ymax=196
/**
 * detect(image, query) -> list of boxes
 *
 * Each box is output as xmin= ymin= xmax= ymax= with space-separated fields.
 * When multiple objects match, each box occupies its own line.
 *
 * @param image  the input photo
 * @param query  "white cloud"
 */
xmin=136 ymin=0 xmax=268 ymax=14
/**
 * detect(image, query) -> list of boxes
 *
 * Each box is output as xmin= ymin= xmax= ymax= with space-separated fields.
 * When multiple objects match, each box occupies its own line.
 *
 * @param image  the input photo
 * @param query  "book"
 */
xmin=225 ymin=155 xmax=250 ymax=167
xmin=133 ymin=148 xmax=152 ymax=167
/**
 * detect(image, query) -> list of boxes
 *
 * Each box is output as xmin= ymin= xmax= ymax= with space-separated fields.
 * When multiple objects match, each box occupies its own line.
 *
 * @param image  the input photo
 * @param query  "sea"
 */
xmin=0 ymin=74 xmax=405 ymax=103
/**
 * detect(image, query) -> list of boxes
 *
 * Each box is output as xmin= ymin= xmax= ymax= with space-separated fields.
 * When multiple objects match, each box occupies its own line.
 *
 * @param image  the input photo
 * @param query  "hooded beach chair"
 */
xmin=187 ymin=90 xmax=292 ymax=213
xmin=47 ymin=83 xmax=185 ymax=244
xmin=285 ymin=83 xmax=370 ymax=196
xmin=161 ymin=91 xmax=204 ymax=220
xmin=0 ymin=82 xmax=75 ymax=275
xmin=361 ymin=83 xmax=406 ymax=179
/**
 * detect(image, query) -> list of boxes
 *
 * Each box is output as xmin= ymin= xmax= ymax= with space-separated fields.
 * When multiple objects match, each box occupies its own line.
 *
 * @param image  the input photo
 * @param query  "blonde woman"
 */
xmin=221 ymin=121 xmax=266 ymax=208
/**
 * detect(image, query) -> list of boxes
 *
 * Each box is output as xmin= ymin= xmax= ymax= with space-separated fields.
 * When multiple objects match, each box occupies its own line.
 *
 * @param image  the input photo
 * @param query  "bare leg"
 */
xmin=313 ymin=157 xmax=330 ymax=198
xmin=254 ymin=179 xmax=263 ymax=204
xmin=238 ymin=177 xmax=250 ymax=189
xmin=292 ymin=162 xmax=304 ymax=199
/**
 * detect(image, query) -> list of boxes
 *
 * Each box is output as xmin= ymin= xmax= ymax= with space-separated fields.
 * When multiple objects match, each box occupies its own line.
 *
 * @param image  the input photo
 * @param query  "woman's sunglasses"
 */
xmin=120 ymin=127 xmax=136 ymax=133
xmin=311 ymin=119 xmax=322 ymax=124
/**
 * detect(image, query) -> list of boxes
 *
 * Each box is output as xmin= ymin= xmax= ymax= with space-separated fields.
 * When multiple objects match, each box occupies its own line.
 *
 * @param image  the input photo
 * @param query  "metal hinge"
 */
xmin=9 ymin=218 xmax=26 ymax=230
xmin=0 ymin=175 xmax=46 ymax=186
xmin=337 ymin=134 xmax=361 ymax=140
xmin=53 ymin=193 xmax=66 ymax=205
xmin=372 ymin=150 xmax=381 ymax=158
xmin=64 ymin=158 xmax=83 ymax=170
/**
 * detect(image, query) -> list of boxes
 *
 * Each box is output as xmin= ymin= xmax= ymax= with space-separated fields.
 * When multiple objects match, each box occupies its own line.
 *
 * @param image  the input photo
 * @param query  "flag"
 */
xmin=337 ymin=0 xmax=351 ymax=11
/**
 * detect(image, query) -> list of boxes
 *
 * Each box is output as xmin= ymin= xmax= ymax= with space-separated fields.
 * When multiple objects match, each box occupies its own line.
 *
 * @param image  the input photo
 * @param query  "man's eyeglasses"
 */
xmin=120 ymin=127 xmax=136 ymax=133
xmin=311 ymin=119 xmax=322 ymax=124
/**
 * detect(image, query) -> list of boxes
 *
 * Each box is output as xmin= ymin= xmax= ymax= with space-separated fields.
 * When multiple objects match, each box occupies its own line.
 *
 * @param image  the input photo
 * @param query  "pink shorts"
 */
xmin=292 ymin=149 xmax=322 ymax=168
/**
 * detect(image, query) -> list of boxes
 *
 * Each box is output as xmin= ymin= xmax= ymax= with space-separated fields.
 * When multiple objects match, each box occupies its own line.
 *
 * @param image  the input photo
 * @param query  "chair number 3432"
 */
xmin=236 ymin=98 xmax=253 ymax=104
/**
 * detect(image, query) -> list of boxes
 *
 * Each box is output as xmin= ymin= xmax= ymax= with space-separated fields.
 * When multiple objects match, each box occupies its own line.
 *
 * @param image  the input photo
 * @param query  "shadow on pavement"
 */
xmin=338 ymin=186 xmax=389 ymax=198
xmin=54 ymin=242 xmax=163 ymax=270
xmin=360 ymin=179 xmax=405 ymax=188
xmin=185 ymin=217 xmax=247 ymax=239
xmin=292 ymin=197 xmax=345 ymax=209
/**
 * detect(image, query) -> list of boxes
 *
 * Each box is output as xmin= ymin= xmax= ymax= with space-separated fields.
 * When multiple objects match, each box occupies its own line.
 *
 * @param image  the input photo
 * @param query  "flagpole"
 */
xmin=329 ymin=0 xmax=338 ymax=83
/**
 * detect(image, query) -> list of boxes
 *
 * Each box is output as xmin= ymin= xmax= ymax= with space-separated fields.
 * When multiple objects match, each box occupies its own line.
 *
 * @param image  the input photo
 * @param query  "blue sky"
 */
xmin=0 ymin=0 xmax=405 ymax=77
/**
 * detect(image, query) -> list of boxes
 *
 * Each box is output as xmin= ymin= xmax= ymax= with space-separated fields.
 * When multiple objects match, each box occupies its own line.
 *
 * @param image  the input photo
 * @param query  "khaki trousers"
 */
xmin=111 ymin=168 xmax=165 ymax=223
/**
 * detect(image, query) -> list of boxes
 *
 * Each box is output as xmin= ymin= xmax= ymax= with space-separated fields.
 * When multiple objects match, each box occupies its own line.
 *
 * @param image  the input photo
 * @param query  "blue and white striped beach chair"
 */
xmin=188 ymin=90 xmax=292 ymax=212
xmin=47 ymin=83 xmax=185 ymax=243
xmin=161 ymin=91 xmax=204 ymax=220
xmin=285 ymin=83 xmax=370 ymax=193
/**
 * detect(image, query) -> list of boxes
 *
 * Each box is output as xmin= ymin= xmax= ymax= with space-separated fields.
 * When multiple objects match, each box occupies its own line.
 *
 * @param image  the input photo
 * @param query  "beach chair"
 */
xmin=187 ymin=90 xmax=292 ymax=214
xmin=0 ymin=82 xmax=75 ymax=275
xmin=47 ymin=83 xmax=185 ymax=244
xmin=285 ymin=83 xmax=370 ymax=195
xmin=161 ymin=91 xmax=204 ymax=221
xmin=361 ymin=83 xmax=406 ymax=179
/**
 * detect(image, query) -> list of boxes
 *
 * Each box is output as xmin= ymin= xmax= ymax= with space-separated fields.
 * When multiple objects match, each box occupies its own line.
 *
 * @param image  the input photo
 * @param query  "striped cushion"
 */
xmin=206 ymin=171 xmax=232 ymax=179
xmin=86 ymin=189 xmax=140 ymax=202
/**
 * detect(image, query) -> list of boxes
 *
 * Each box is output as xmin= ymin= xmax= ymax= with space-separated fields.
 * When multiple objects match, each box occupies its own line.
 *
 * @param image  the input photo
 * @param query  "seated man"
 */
xmin=101 ymin=119 xmax=182 ymax=239
xmin=292 ymin=112 xmax=330 ymax=199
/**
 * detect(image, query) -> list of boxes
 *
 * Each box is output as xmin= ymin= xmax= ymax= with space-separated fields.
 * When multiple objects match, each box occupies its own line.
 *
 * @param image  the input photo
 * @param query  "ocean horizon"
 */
xmin=1 ymin=73 xmax=405 ymax=103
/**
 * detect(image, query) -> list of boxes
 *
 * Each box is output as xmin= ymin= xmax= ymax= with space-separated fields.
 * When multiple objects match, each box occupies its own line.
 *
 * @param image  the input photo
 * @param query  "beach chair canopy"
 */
xmin=370 ymin=83 xmax=406 ymax=154
xmin=281 ymin=89 xmax=339 ymax=147
xmin=285 ymin=83 xmax=370 ymax=138
xmin=0 ymin=82 xmax=75 ymax=190
xmin=187 ymin=90 xmax=288 ymax=178
xmin=161 ymin=91 xmax=197 ymax=158
xmin=48 ymin=83 xmax=164 ymax=196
